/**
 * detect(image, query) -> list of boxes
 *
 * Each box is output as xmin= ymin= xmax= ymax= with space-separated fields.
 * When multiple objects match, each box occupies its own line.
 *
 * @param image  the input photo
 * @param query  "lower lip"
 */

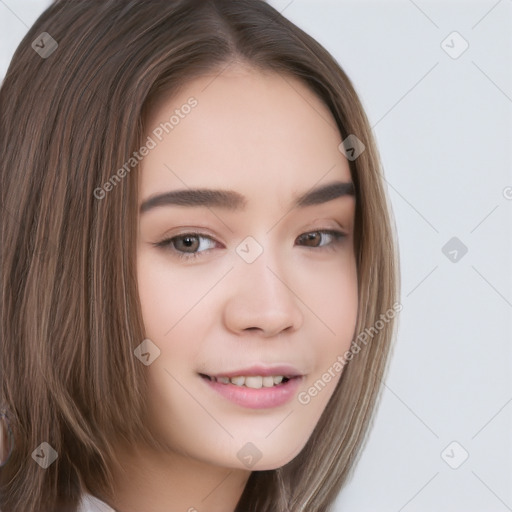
xmin=200 ymin=375 xmax=303 ymax=409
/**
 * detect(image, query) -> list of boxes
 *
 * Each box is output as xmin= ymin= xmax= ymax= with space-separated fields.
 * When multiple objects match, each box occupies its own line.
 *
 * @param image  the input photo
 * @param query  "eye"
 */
xmin=152 ymin=232 xmax=219 ymax=260
xmin=153 ymin=228 xmax=346 ymax=261
xmin=296 ymin=229 xmax=346 ymax=249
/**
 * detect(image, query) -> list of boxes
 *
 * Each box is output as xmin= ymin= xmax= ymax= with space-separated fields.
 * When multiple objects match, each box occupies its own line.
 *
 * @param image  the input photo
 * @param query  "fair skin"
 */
xmin=110 ymin=62 xmax=358 ymax=512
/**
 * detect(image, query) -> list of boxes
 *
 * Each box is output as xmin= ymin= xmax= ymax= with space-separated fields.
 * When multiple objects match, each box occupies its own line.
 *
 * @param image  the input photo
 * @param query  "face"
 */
xmin=136 ymin=63 xmax=358 ymax=471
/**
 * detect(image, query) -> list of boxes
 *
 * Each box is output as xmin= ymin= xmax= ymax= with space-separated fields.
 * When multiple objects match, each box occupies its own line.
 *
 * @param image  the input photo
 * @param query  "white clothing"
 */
xmin=77 ymin=493 xmax=116 ymax=512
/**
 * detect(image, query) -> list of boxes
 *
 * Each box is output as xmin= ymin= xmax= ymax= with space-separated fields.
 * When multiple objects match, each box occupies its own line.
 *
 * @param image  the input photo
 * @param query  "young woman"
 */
xmin=0 ymin=1 xmax=400 ymax=511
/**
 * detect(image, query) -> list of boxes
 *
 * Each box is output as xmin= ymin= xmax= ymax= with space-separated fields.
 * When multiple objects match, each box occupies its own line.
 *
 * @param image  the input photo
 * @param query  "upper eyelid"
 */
xmin=166 ymin=231 xmax=224 ymax=247
xmin=166 ymin=227 xmax=345 ymax=239
xmin=167 ymin=232 xmax=220 ymax=247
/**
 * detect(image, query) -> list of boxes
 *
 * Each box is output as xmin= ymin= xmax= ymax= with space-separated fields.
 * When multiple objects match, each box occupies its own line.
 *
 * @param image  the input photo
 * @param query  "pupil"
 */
xmin=304 ymin=232 xmax=320 ymax=247
xmin=179 ymin=235 xmax=198 ymax=251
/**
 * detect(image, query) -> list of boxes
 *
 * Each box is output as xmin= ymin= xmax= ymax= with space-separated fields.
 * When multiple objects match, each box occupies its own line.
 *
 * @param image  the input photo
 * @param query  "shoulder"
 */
xmin=77 ymin=493 xmax=117 ymax=512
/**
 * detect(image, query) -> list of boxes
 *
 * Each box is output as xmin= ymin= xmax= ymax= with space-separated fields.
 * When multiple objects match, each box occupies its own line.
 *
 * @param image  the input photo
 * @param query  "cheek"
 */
xmin=296 ymin=255 xmax=358 ymax=395
xmin=136 ymin=251 xmax=224 ymax=385
xmin=299 ymin=254 xmax=358 ymax=339
xmin=136 ymin=252 xmax=212 ymax=336
xmin=135 ymin=255 xmax=208 ymax=427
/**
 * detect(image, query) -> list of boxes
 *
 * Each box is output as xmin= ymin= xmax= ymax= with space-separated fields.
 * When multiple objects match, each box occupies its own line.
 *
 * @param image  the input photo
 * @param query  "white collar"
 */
xmin=77 ymin=493 xmax=117 ymax=512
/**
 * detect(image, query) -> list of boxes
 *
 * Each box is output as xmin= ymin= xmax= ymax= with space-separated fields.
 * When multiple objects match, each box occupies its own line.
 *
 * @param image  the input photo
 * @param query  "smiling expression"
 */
xmin=136 ymin=63 xmax=358 ymax=470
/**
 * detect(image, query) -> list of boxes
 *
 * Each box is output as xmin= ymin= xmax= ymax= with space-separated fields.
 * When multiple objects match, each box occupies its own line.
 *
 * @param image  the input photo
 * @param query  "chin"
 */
xmin=238 ymin=438 xmax=308 ymax=471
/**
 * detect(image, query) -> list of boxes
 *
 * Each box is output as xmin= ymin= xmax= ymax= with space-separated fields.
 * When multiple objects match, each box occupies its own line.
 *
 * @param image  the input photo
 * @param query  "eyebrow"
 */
xmin=139 ymin=180 xmax=355 ymax=214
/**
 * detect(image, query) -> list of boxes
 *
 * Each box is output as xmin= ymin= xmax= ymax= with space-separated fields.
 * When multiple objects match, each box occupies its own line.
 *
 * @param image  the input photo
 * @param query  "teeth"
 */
xmin=262 ymin=376 xmax=275 ymax=387
xmin=230 ymin=376 xmax=245 ymax=386
xmin=210 ymin=375 xmax=288 ymax=387
xmin=244 ymin=376 xmax=263 ymax=389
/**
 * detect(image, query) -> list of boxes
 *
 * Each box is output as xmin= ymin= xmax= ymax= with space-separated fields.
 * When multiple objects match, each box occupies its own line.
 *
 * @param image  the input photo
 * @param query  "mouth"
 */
xmin=199 ymin=373 xmax=298 ymax=389
xmin=198 ymin=369 xmax=304 ymax=409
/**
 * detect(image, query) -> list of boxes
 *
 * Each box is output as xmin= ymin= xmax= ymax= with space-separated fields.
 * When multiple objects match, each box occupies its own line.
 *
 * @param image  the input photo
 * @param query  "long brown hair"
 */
xmin=0 ymin=1 xmax=400 ymax=510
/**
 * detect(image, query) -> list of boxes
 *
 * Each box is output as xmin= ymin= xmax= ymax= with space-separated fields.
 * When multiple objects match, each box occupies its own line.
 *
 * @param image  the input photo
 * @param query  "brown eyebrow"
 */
xmin=139 ymin=181 xmax=355 ymax=214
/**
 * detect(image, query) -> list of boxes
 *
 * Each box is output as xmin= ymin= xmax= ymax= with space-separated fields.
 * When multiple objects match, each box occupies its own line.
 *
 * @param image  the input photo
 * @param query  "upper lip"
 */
xmin=201 ymin=363 xmax=304 ymax=379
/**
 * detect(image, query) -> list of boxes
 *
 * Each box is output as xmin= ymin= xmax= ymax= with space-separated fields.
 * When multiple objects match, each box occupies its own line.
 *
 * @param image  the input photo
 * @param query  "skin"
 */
xmin=110 ymin=62 xmax=358 ymax=512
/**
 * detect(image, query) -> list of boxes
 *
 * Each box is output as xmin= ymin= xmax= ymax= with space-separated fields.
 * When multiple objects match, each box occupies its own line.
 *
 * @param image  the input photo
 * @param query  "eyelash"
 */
xmin=152 ymin=229 xmax=346 ymax=261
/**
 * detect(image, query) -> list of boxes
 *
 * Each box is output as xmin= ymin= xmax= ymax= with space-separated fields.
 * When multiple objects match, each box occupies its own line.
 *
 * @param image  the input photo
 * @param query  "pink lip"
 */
xmin=204 ymin=363 xmax=303 ymax=379
xmin=200 ymin=374 xmax=304 ymax=409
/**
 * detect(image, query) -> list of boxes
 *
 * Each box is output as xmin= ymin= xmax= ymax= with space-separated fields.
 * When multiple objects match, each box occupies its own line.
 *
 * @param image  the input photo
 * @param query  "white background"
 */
xmin=1 ymin=1 xmax=511 ymax=511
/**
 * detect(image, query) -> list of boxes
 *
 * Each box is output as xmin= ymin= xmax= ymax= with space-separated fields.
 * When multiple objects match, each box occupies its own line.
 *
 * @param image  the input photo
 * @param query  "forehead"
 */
xmin=139 ymin=64 xmax=351 ymax=204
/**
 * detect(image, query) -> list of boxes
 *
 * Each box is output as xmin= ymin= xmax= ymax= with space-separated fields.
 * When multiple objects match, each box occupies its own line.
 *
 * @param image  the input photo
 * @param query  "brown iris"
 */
xmin=174 ymin=235 xmax=200 ymax=252
xmin=297 ymin=232 xmax=322 ymax=247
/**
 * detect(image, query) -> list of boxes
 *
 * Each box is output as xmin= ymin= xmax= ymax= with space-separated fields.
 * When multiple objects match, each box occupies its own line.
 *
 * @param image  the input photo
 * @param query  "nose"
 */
xmin=222 ymin=251 xmax=304 ymax=337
